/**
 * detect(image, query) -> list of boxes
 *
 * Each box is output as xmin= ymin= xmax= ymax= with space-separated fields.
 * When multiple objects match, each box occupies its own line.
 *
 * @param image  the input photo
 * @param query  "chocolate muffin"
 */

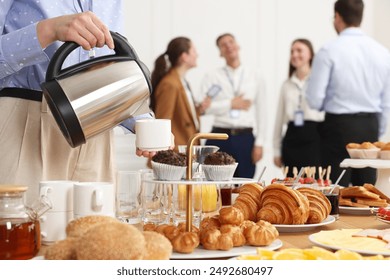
xmin=151 ymin=150 xmax=187 ymax=180
xmin=204 ymin=151 xmax=236 ymax=165
xmin=152 ymin=150 xmax=187 ymax=166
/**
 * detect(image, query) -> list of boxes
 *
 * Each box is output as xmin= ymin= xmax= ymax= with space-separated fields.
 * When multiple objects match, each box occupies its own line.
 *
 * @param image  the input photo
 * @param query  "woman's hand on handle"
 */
xmin=37 ymin=11 xmax=114 ymax=50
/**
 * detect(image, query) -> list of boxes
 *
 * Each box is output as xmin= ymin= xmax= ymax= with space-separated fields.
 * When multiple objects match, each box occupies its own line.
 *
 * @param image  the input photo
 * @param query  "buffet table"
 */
xmin=38 ymin=214 xmax=389 ymax=259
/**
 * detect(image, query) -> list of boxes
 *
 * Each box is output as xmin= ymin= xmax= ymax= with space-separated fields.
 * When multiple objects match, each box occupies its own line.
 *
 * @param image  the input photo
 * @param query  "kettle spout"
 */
xmin=132 ymin=98 xmax=154 ymax=118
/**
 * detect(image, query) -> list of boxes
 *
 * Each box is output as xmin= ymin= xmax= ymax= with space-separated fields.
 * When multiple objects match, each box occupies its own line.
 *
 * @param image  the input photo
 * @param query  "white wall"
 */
xmin=117 ymin=0 xmax=390 ymax=183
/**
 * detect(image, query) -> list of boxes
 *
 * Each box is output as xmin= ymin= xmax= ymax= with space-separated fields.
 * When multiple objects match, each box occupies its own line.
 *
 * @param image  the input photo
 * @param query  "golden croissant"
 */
xmin=257 ymin=184 xmax=310 ymax=225
xmin=297 ymin=187 xmax=331 ymax=224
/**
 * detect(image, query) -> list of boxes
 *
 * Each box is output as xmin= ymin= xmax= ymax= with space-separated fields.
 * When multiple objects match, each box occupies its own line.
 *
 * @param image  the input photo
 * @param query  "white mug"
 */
xmin=135 ymin=119 xmax=171 ymax=151
xmin=39 ymin=180 xmax=75 ymax=244
xmin=73 ymin=182 xmax=115 ymax=219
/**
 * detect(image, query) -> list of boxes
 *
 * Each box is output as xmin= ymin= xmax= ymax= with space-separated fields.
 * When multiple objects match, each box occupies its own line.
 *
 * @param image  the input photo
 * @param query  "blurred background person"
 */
xmin=199 ymin=33 xmax=266 ymax=178
xmin=273 ymin=39 xmax=324 ymax=177
xmin=151 ymin=37 xmax=210 ymax=151
xmin=306 ymin=0 xmax=390 ymax=186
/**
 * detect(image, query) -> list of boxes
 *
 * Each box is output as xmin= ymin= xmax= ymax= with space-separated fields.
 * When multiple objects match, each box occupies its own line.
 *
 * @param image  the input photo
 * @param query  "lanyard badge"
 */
xmin=294 ymin=93 xmax=304 ymax=126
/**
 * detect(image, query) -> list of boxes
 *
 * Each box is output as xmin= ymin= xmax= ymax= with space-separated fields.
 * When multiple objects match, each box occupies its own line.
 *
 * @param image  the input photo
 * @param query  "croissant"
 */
xmin=200 ymin=228 xmax=234 ymax=251
xmin=171 ymin=232 xmax=200 ymax=253
xmin=297 ymin=187 xmax=331 ymax=224
xmin=238 ymin=183 xmax=264 ymax=208
xmin=233 ymin=183 xmax=264 ymax=221
xmin=218 ymin=206 xmax=244 ymax=225
xmin=257 ymin=184 xmax=310 ymax=225
xmin=242 ymin=220 xmax=279 ymax=246
xmin=220 ymin=224 xmax=246 ymax=247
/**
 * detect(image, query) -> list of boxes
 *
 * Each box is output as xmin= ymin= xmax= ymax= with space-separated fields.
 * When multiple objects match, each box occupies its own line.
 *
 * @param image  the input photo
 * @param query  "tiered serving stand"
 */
xmin=340 ymin=158 xmax=390 ymax=197
xmin=145 ymin=133 xmax=255 ymax=232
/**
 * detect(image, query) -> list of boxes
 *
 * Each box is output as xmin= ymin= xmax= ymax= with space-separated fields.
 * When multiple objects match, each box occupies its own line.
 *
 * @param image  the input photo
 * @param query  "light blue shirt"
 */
xmin=0 ymin=0 xmax=152 ymax=132
xmin=306 ymin=27 xmax=390 ymax=135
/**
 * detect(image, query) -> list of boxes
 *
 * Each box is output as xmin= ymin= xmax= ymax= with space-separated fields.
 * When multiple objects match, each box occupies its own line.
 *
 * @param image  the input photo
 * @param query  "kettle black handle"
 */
xmin=46 ymin=31 xmax=139 ymax=81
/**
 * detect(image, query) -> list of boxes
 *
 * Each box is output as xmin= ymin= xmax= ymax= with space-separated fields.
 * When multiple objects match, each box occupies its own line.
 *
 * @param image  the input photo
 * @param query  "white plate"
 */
xmin=339 ymin=206 xmax=377 ymax=215
xmin=274 ymin=216 xmax=336 ymax=233
xmin=308 ymin=231 xmax=390 ymax=256
xmin=170 ymin=239 xmax=282 ymax=259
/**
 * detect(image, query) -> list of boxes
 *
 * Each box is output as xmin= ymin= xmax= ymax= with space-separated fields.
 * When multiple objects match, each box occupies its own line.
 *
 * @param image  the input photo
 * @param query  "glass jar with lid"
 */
xmin=0 ymin=185 xmax=51 ymax=260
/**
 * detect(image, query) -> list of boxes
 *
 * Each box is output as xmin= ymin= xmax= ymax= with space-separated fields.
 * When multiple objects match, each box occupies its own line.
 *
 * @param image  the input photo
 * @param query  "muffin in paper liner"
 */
xmin=151 ymin=161 xmax=186 ymax=181
xmin=347 ymin=148 xmax=363 ymax=159
xmin=379 ymin=150 xmax=390 ymax=160
xmin=360 ymin=148 xmax=379 ymax=159
xmin=202 ymin=163 xmax=238 ymax=181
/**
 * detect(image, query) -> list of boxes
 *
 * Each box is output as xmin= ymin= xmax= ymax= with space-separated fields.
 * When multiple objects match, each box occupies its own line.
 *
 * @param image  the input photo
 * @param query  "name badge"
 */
xmin=294 ymin=110 xmax=304 ymax=126
xmin=230 ymin=109 xmax=240 ymax=119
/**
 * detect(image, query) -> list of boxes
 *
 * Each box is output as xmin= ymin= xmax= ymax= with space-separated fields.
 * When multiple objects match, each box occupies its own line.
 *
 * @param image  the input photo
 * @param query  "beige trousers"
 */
xmin=0 ymin=97 xmax=115 ymax=205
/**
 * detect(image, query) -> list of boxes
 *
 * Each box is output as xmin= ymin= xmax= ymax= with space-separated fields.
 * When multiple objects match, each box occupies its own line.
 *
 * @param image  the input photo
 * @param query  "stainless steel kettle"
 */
xmin=41 ymin=31 xmax=152 ymax=148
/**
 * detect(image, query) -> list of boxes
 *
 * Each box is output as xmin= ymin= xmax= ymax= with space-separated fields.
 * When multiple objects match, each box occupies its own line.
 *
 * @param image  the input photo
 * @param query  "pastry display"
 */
xmin=143 ymin=222 xmax=200 ymax=254
xmin=198 ymin=216 xmax=278 ymax=250
xmin=379 ymin=142 xmax=390 ymax=159
xmin=339 ymin=184 xmax=390 ymax=208
xmin=200 ymin=228 xmax=234 ymax=250
xmin=241 ymin=220 xmax=279 ymax=246
xmin=346 ymin=141 xmax=381 ymax=159
xmin=218 ymin=206 xmax=244 ymax=225
xmin=202 ymin=151 xmax=238 ymax=181
xmin=257 ymin=184 xmax=310 ymax=225
xmin=220 ymin=224 xmax=246 ymax=247
xmin=151 ymin=150 xmax=187 ymax=180
xmin=296 ymin=187 xmax=331 ymax=224
xmin=219 ymin=183 xmax=264 ymax=223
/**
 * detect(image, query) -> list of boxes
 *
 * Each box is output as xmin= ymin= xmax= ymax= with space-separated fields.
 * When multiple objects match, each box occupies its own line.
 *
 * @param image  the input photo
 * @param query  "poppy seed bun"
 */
xmin=76 ymin=223 xmax=145 ymax=260
xmin=142 ymin=231 xmax=173 ymax=260
xmin=44 ymin=237 xmax=78 ymax=260
xmin=66 ymin=215 xmax=120 ymax=238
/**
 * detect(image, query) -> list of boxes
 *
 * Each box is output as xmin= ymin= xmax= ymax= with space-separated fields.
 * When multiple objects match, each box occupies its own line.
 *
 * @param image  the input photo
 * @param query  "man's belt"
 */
xmin=212 ymin=127 xmax=253 ymax=136
xmin=0 ymin=87 xmax=43 ymax=102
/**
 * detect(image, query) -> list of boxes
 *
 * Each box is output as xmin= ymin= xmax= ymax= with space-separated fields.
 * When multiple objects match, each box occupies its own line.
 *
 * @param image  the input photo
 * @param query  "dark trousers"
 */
xmin=282 ymin=121 xmax=322 ymax=178
xmin=206 ymin=128 xmax=256 ymax=178
xmin=320 ymin=113 xmax=378 ymax=187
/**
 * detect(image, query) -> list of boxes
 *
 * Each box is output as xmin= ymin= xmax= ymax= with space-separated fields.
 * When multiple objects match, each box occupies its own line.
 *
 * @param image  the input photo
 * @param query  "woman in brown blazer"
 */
xmin=151 ymin=37 xmax=210 ymax=150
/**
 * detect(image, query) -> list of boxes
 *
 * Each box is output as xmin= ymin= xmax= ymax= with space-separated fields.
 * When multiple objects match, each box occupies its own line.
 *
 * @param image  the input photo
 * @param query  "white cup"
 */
xmin=135 ymin=119 xmax=171 ymax=151
xmin=73 ymin=182 xmax=115 ymax=219
xmin=39 ymin=180 xmax=75 ymax=244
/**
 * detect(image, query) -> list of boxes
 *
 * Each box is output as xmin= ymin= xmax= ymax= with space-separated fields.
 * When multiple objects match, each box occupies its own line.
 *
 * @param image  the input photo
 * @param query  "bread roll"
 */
xmin=66 ymin=215 xmax=119 ymax=238
xmin=76 ymin=223 xmax=145 ymax=260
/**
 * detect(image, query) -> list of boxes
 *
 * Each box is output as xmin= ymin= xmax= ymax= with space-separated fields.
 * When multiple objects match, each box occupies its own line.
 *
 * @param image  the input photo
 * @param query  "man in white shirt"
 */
xmin=306 ymin=0 xmax=390 ymax=186
xmin=199 ymin=33 xmax=266 ymax=178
